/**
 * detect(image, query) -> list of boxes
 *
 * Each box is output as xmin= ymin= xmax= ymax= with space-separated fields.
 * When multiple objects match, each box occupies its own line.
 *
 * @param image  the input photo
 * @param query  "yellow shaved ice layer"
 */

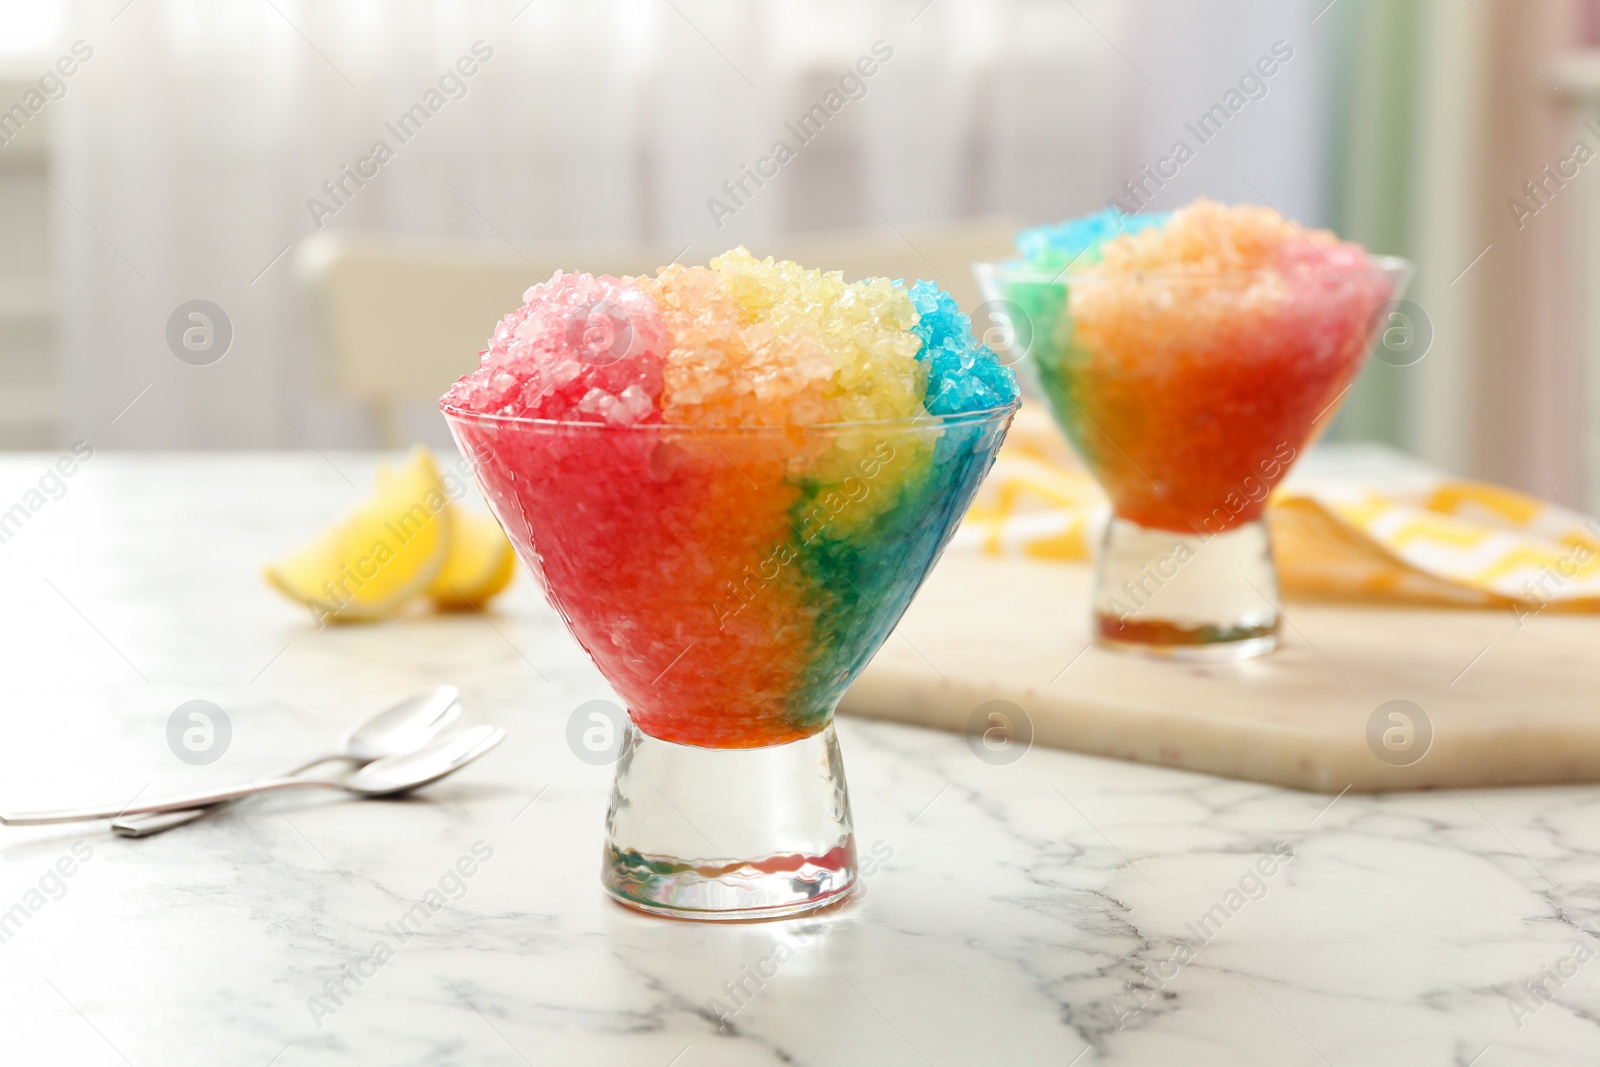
xmin=634 ymin=247 xmax=925 ymax=429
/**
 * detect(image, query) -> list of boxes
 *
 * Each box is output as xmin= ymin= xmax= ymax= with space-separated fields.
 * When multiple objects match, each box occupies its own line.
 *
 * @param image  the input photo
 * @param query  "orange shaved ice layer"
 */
xmin=1096 ymin=199 xmax=1343 ymax=274
xmin=635 ymin=262 xmax=834 ymax=429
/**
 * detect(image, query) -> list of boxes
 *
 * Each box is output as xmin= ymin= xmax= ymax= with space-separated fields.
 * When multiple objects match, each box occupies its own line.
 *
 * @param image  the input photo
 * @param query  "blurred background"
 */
xmin=3 ymin=0 xmax=1600 ymax=506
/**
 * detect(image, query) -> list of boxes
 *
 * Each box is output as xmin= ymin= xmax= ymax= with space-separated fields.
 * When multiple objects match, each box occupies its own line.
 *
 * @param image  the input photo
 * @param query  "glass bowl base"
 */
xmin=1094 ymin=619 xmax=1279 ymax=661
xmin=1091 ymin=515 xmax=1281 ymax=661
xmin=604 ymin=857 xmax=856 ymax=921
xmin=602 ymin=720 xmax=857 ymax=922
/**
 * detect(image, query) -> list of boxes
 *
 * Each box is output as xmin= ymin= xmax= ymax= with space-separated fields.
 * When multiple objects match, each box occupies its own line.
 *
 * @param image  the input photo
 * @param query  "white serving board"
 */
xmin=840 ymin=553 xmax=1600 ymax=793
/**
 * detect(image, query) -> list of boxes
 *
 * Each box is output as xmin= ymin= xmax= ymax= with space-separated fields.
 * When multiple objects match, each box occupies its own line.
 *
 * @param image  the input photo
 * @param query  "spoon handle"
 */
xmin=0 ymin=774 xmax=341 ymax=826
xmin=109 ymin=807 xmax=216 ymax=837
xmin=110 ymin=754 xmax=351 ymax=837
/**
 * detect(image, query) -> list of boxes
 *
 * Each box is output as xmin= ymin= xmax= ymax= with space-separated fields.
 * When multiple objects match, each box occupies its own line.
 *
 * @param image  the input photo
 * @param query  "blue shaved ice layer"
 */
xmin=1016 ymin=208 xmax=1170 ymax=269
xmin=907 ymin=280 xmax=1019 ymax=416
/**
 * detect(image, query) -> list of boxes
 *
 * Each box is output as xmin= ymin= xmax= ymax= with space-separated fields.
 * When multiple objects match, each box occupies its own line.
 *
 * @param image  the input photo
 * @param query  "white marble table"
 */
xmin=0 ymin=452 xmax=1595 ymax=1066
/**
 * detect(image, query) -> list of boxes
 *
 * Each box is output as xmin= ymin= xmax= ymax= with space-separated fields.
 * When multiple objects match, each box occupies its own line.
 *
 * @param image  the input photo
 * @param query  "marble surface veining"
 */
xmin=0 ymin=453 xmax=1595 ymax=1066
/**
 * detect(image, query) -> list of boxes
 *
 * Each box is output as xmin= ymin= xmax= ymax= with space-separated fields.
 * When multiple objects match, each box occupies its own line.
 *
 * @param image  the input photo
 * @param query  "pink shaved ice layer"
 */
xmin=443 ymin=272 xmax=667 ymax=425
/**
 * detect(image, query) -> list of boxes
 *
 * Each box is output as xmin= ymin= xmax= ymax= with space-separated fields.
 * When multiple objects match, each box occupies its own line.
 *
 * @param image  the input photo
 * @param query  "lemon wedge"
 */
xmin=265 ymin=447 xmax=452 ymax=624
xmin=429 ymin=507 xmax=516 ymax=610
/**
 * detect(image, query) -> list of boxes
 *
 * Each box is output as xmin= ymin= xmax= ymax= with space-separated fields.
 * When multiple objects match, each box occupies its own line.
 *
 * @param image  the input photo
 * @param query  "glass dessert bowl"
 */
xmin=441 ymin=247 xmax=1019 ymax=919
xmin=445 ymin=404 xmax=1015 ymax=918
xmin=976 ymin=213 xmax=1409 ymax=659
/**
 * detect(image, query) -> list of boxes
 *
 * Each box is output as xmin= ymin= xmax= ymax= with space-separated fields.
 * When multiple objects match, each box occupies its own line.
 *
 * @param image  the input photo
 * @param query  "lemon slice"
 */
xmin=429 ymin=508 xmax=516 ymax=610
xmin=265 ymin=447 xmax=451 ymax=624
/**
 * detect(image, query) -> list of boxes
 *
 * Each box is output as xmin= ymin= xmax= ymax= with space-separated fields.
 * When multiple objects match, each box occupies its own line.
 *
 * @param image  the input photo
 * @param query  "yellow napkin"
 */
xmin=957 ymin=411 xmax=1600 ymax=616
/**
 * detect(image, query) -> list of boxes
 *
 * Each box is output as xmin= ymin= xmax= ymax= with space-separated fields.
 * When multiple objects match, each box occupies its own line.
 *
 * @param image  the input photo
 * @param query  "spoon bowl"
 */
xmin=343 ymin=685 xmax=464 ymax=762
xmin=342 ymin=725 xmax=507 ymax=796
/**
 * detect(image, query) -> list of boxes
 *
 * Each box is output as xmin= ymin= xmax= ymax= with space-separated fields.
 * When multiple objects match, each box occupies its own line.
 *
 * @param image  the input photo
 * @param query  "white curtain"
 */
xmin=51 ymin=0 xmax=1325 ymax=448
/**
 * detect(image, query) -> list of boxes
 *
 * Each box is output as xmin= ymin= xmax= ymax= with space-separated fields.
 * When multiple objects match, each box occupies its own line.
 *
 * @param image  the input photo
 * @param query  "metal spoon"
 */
xmin=1 ymin=725 xmax=505 ymax=827
xmin=112 ymin=686 xmax=464 ymax=837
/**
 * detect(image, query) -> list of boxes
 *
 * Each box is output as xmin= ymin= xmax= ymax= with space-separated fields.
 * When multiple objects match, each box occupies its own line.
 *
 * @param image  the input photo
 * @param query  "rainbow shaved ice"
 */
xmin=1007 ymin=198 xmax=1396 ymax=532
xmin=444 ymin=249 xmax=1017 ymax=747
xmin=448 ymin=247 xmax=1011 ymax=428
